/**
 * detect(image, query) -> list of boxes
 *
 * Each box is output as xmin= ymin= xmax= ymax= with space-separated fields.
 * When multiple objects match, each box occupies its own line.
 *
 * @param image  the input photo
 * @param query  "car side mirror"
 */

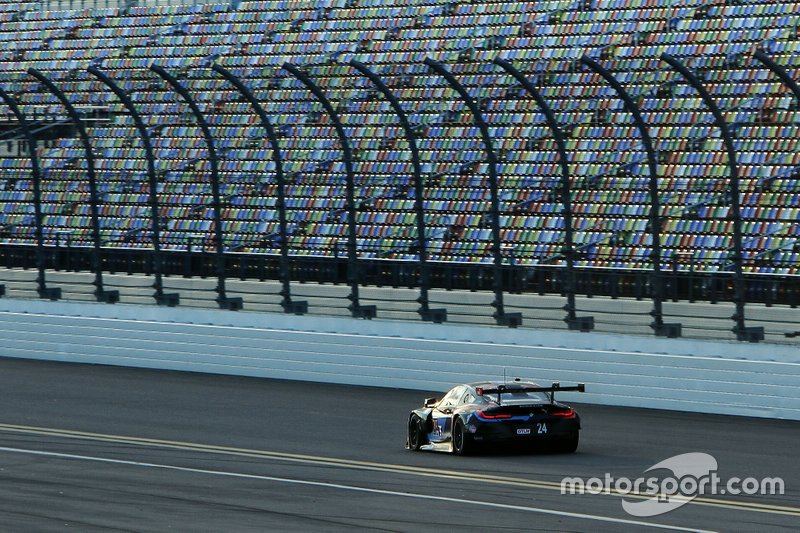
xmin=424 ymin=397 xmax=437 ymax=407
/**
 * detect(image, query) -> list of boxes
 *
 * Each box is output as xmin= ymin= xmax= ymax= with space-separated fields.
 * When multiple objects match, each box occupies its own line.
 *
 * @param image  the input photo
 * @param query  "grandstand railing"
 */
xmin=2 ymin=239 xmax=799 ymax=308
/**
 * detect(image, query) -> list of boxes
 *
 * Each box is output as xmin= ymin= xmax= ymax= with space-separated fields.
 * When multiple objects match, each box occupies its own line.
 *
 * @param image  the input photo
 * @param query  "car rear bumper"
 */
xmin=470 ymin=418 xmax=580 ymax=443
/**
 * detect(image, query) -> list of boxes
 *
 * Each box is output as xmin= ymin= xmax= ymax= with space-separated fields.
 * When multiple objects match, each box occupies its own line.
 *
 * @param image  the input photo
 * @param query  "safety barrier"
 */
xmin=0 ymin=296 xmax=796 ymax=420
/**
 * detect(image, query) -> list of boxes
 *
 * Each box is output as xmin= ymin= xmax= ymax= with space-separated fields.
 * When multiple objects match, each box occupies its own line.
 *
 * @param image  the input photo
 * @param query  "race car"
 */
xmin=406 ymin=380 xmax=585 ymax=455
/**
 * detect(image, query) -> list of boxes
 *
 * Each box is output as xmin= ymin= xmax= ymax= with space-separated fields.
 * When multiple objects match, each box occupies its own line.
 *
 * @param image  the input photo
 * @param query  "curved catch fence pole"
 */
xmin=88 ymin=66 xmax=178 ymax=307
xmin=661 ymin=54 xmax=761 ymax=342
xmin=349 ymin=60 xmax=445 ymax=323
xmin=0 ymin=87 xmax=60 ymax=300
xmin=752 ymin=50 xmax=800 ymax=107
xmin=27 ymin=68 xmax=118 ymax=303
xmin=283 ymin=62 xmax=375 ymax=319
xmin=424 ymin=58 xmax=520 ymax=328
xmin=150 ymin=64 xmax=242 ymax=311
xmin=580 ymin=55 xmax=679 ymax=337
xmin=493 ymin=58 xmax=591 ymax=331
xmin=210 ymin=63 xmax=306 ymax=315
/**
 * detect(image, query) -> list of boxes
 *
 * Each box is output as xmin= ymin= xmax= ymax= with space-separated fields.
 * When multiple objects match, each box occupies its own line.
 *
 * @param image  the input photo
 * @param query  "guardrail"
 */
xmin=3 ymin=241 xmax=800 ymax=348
xmin=0 ymin=297 xmax=797 ymax=420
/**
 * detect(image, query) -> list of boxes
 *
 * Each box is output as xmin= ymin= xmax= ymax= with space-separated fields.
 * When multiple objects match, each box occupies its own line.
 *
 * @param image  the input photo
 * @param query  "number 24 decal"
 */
xmin=536 ymin=422 xmax=548 ymax=434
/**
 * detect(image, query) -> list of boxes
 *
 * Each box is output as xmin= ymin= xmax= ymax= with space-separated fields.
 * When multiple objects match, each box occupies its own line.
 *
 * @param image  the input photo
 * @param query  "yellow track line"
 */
xmin=0 ymin=423 xmax=795 ymax=517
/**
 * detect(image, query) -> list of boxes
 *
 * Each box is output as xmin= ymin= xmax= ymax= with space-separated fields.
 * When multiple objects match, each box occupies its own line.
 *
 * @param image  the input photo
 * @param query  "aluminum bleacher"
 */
xmin=0 ymin=0 xmax=798 ymax=289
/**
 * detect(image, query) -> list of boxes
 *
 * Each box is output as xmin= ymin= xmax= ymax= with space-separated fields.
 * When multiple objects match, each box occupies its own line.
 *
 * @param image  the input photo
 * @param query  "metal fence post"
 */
xmin=661 ymin=54 xmax=762 ymax=342
xmin=150 ymin=64 xmax=242 ymax=310
xmin=424 ymin=58 xmax=520 ymax=327
xmin=283 ymin=62 xmax=375 ymax=319
xmin=211 ymin=64 xmax=307 ymax=315
xmin=27 ymin=68 xmax=118 ymax=303
xmin=493 ymin=58 xmax=592 ymax=331
xmin=0 ymin=87 xmax=61 ymax=300
xmin=349 ymin=60 xmax=445 ymax=323
xmin=88 ymin=66 xmax=178 ymax=306
xmin=581 ymin=55 xmax=680 ymax=337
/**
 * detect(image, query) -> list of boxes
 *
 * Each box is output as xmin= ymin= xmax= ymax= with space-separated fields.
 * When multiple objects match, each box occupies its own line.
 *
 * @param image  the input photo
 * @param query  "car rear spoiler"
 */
xmin=476 ymin=382 xmax=585 ymax=404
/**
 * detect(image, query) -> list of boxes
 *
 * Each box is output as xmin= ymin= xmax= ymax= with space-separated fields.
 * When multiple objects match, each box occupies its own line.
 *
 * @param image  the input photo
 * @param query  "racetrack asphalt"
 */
xmin=0 ymin=357 xmax=796 ymax=532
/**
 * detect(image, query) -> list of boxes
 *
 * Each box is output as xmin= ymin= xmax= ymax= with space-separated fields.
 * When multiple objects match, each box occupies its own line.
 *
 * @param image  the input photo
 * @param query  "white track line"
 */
xmin=0 ymin=445 xmax=715 ymax=532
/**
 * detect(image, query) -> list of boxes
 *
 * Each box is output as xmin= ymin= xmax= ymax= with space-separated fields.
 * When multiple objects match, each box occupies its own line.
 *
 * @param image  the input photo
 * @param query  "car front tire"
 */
xmin=407 ymin=414 xmax=424 ymax=451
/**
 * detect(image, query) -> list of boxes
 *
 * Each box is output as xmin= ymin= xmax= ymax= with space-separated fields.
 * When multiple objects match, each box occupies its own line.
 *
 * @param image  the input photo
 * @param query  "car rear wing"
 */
xmin=476 ymin=382 xmax=585 ymax=404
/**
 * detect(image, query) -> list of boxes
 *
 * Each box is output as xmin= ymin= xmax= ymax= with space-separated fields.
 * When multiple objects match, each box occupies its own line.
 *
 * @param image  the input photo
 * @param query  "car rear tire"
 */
xmin=451 ymin=418 xmax=471 ymax=456
xmin=407 ymin=414 xmax=424 ymax=451
xmin=559 ymin=431 xmax=579 ymax=453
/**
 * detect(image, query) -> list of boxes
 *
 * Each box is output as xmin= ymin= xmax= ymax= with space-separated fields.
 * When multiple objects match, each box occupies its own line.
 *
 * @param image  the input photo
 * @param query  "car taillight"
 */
xmin=475 ymin=410 xmax=513 ymax=420
xmin=550 ymin=408 xmax=576 ymax=418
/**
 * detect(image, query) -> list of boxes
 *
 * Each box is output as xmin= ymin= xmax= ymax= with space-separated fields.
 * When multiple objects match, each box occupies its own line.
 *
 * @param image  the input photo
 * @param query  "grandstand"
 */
xmin=0 ymin=0 xmax=799 ymax=340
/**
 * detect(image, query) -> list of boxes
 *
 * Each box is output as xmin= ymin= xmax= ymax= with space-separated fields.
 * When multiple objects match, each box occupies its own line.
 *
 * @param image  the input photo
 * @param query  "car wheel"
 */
xmin=560 ymin=432 xmax=579 ymax=453
xmin=451 ymin=418 xmax=471 ymax=456
xmin=407 ymin=415 xmax=424 ymax=450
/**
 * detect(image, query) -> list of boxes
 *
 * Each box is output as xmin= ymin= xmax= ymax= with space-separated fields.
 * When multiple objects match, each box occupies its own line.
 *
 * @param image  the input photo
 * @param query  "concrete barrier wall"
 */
xmin=0 ymin=298 xmax=798 ymax=420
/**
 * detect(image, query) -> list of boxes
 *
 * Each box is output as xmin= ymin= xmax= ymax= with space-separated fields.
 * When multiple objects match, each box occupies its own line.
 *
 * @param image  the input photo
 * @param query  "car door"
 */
xmin=431 ymin=385 xmax=466 ymax=442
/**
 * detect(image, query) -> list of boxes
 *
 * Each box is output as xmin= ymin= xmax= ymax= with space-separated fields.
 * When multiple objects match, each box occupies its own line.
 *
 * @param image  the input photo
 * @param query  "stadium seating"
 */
xmin=0 ymin=0 xmax=798 ymax=274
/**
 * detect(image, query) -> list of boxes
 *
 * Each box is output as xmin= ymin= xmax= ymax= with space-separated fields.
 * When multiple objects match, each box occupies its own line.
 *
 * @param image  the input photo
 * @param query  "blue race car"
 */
xmin=406 ymin=380 xmax=585 ymax=455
